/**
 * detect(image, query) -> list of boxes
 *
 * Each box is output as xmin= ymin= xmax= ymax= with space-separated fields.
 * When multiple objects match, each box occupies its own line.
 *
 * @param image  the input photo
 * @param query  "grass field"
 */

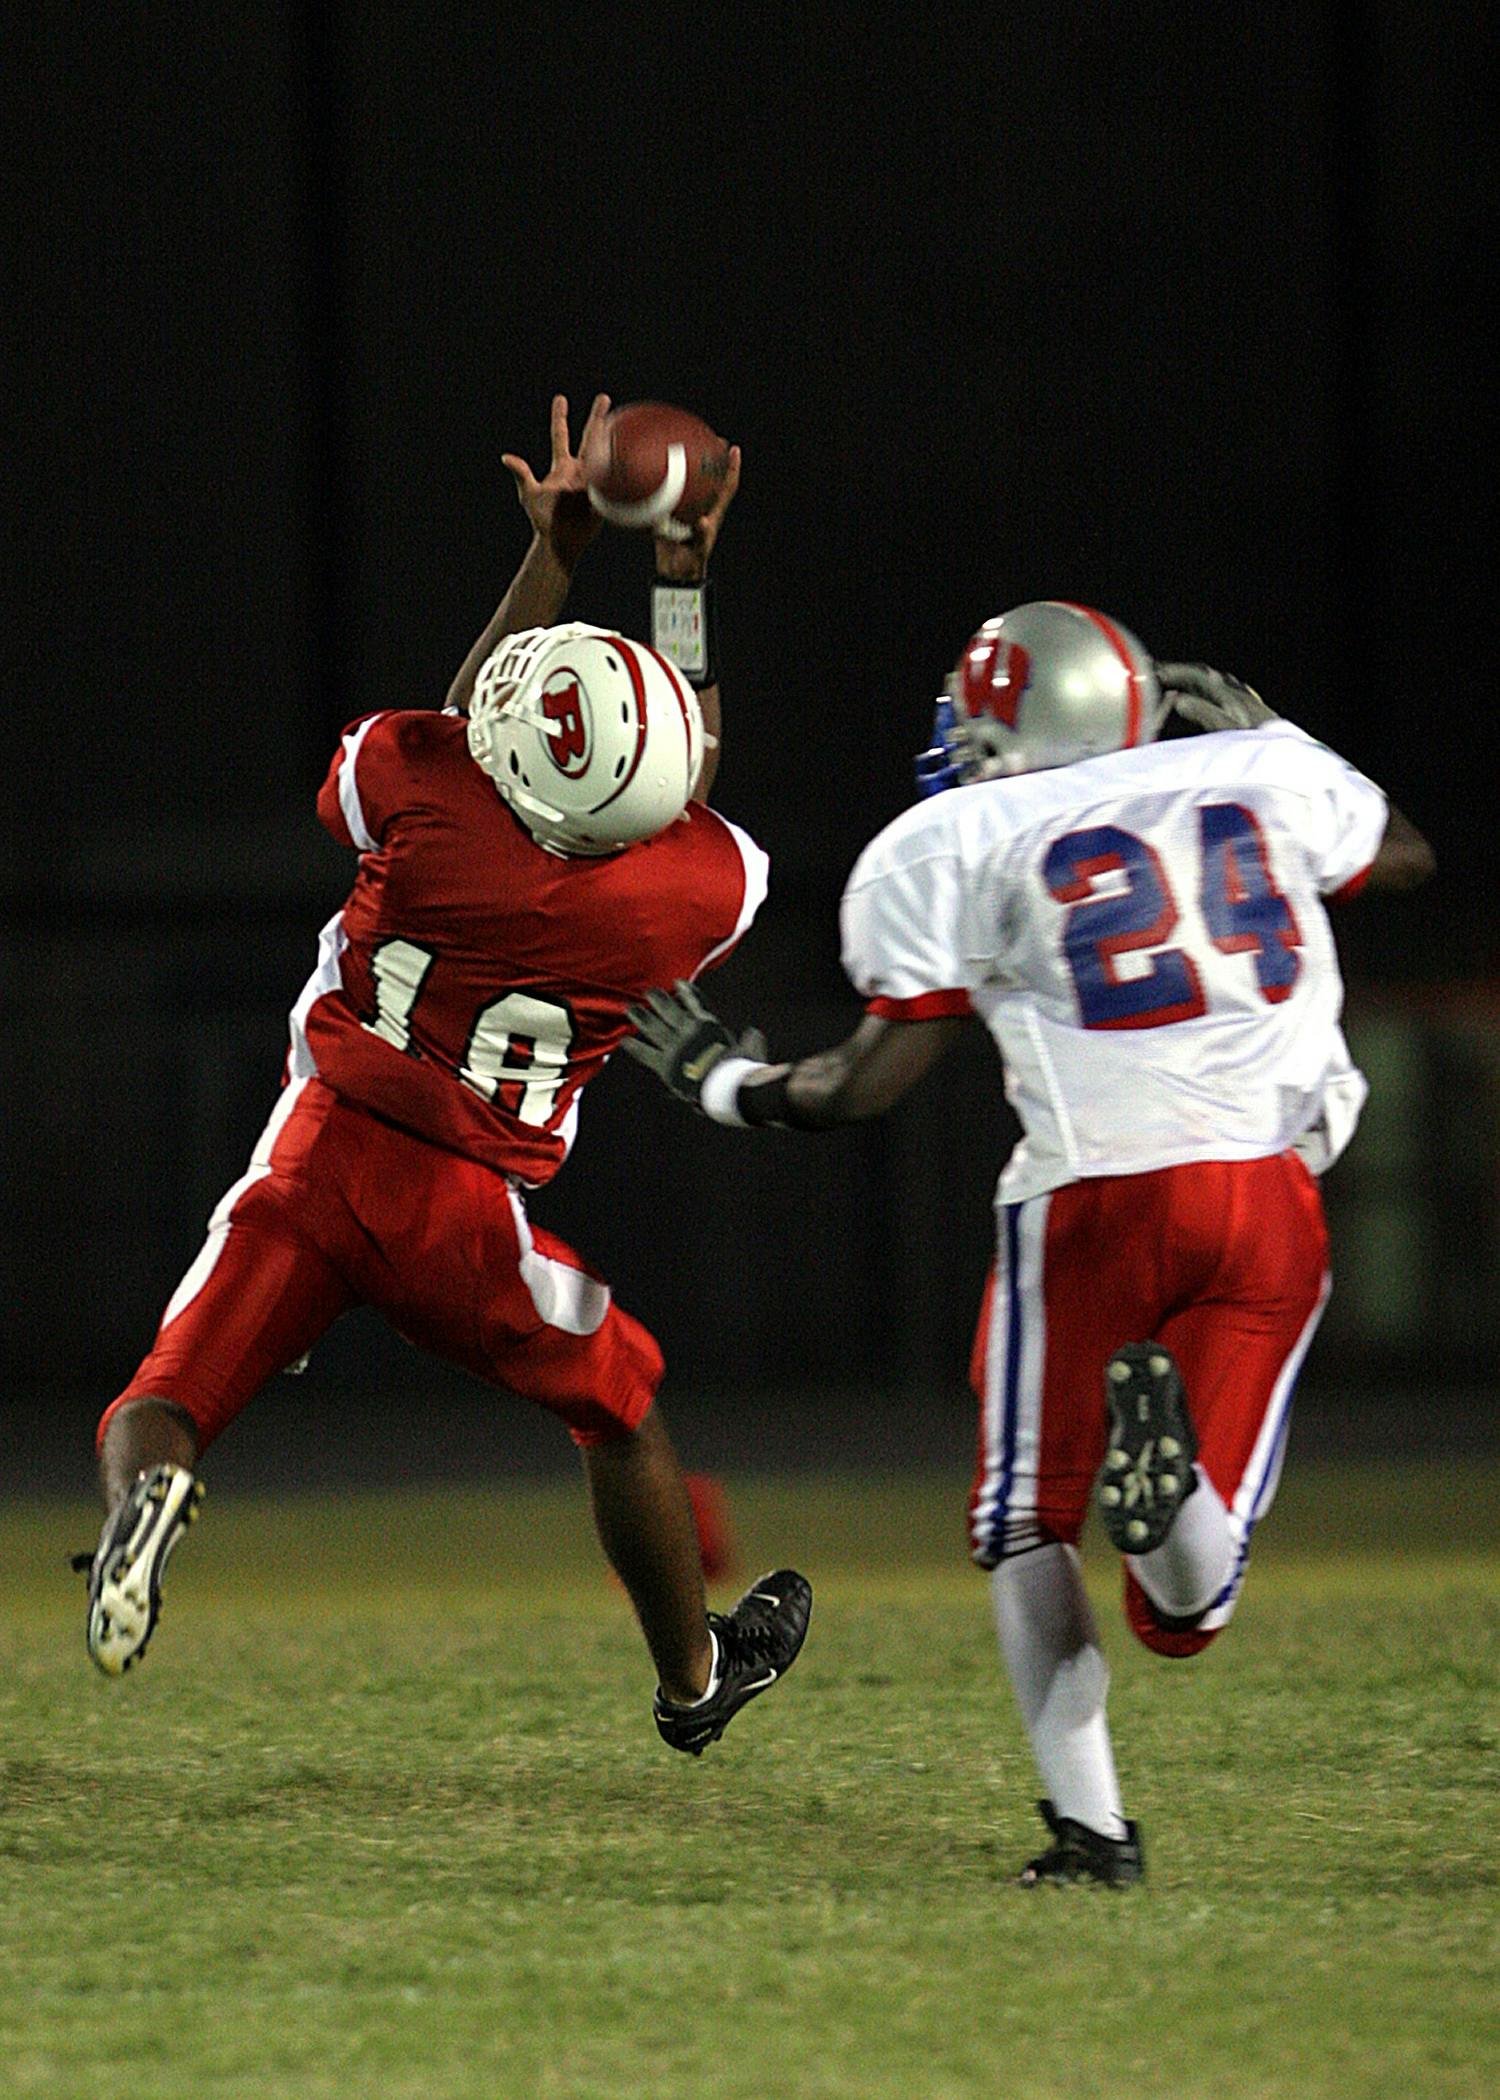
xmin=2 ymin=1460 xmax=1496 ymax=2099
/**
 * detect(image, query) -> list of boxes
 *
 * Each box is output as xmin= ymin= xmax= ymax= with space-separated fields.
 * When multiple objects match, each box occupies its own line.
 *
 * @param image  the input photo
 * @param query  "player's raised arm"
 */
xmin=445 ymin=392 xmax=612 ymax=715
xmin=651 ymin=444 xmax=740 ymax=804
xmin=624 ymin=985 xmax=968 ymax=1129
xmin=1157 ymin=661 xmax=1436 ymax=895
xmin=1355 ymin=804 xmax=1435 ymax=892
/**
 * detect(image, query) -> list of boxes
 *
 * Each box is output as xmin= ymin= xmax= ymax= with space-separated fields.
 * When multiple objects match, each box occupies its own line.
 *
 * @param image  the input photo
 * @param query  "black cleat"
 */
xmin=74 ymin=1463 xmax=204 ymax=1676
xmin=654 ymin=1569 xmax=812 ymax=1755
xmin=1096 ymin=1342 xmax=1199 ymax=1555
xmin=1020 ymin=1799 xmax=1144 ymax=1887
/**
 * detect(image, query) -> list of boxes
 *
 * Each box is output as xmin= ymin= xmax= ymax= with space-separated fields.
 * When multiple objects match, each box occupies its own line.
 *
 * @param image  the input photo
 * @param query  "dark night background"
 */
xmin=6 ymin=4 xmax=1495 ymax=1492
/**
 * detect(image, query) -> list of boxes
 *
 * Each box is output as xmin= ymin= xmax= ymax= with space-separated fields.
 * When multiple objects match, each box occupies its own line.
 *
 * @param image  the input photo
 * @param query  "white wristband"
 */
xmin=699 ymin=1056 xmax=766 ymax=1127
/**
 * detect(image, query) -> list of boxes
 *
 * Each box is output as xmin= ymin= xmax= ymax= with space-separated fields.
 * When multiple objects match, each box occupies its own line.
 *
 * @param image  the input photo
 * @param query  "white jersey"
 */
xmin=840 ymin=722 xmax=1388 ymax=1204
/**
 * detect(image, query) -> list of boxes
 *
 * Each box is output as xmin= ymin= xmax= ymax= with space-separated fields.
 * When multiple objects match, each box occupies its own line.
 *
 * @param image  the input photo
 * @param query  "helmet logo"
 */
xmin=540 ymin=672 xmax=592 ymax=777
xmin=961 ymin=634 xmax=1031 ymax=729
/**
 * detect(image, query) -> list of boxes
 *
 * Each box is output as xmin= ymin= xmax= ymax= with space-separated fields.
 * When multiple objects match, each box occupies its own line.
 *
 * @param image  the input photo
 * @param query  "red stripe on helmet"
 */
xmin=1058 ymin=602 xmax=1146 ymax=747
xmin=638 ymin=636 xmax=701 ymax=798
xmin=639 ymin=636 xmax=698 ymax=740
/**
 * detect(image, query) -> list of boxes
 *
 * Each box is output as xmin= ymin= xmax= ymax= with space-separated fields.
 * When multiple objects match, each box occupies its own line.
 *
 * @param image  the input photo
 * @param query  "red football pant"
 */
xmin=967 ymin=1154 xmax=1330 ymax=1651
xmin=101 ymin=1076 xmax=664 ymax=1454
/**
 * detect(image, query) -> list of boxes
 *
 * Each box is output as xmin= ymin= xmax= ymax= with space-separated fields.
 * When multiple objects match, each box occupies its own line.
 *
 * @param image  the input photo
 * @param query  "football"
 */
xmin=582 ymin=401 xmax=730 ymax=535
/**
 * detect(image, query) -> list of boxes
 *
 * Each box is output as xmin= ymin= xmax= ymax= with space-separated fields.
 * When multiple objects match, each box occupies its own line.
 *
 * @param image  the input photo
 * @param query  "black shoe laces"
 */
xmin=713 ymin=1600 xmax=784 ymax=1667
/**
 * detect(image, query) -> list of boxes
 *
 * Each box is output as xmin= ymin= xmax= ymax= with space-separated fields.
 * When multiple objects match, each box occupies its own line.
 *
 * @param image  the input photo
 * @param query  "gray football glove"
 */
xmin=623 ymin=981 xmax=768 ymax=1110
xmin=1155 ymin=661 xmax=1278 ymax=733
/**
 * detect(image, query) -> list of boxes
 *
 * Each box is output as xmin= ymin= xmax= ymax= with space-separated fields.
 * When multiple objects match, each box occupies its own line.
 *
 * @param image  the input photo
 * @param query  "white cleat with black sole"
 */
xmin=1096 ymin=1344 xmax=1199 ymax=1555
xmin=76 ymin=1462 xmax=204 ymax=1676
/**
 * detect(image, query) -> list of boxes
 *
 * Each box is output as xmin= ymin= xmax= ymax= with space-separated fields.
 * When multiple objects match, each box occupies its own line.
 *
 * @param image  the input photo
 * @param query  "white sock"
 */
xmin=990 ymin=1544 xmax=1127 ymax=1841
xmin=1132 ymin=1466 xmax=1235 ymax=1620
xmin=680 ymin=1628 xmax=721 ymax=1707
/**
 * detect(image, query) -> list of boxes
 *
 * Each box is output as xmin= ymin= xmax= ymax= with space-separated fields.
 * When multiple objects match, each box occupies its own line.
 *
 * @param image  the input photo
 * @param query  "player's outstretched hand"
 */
xmin=624 ymin=981 xmax=766 ymax=1110
xmin=1157 ymin=662 xmax=1279 ymax=733
xmin=502 ymin=392 xmax=612 ymax=575
xmin=655 ymin=445 xmax=743 ymax=584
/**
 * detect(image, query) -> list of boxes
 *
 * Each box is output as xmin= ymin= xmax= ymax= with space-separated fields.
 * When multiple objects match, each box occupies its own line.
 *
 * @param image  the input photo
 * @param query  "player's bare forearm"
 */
xmin=744 ymin=1013 xmax=970 ymax=1128
xmin=1360 ymin=802 xmax=1436 ymax=893
xmin=624 ymin=988 xmax=968 ymax=1128
xmin=444 ymin=535 xmax=574 ymax=715
xmin=693 ymin=683 xmax=722 ymax=802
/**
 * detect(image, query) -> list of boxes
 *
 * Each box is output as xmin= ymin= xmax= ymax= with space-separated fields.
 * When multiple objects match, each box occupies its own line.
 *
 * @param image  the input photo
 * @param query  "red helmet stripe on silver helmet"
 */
xmin=1057 ymin=602 xmax=1146 ymax=747
xmin=587 ymin=635 xmax=650 ymax=813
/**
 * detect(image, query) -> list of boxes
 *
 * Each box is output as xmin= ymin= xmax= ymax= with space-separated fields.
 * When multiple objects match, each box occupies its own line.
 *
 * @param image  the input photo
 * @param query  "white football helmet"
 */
xmin=933 ymin=600 xmax=1169 ymax=784
xmin=467 ymin=623 xmax=705 ymax=856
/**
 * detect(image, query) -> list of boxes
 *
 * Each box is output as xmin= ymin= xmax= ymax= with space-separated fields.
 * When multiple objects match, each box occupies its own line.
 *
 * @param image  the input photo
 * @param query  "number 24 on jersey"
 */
xmin=1043 ymin=803 xmax=1302 ymax=1030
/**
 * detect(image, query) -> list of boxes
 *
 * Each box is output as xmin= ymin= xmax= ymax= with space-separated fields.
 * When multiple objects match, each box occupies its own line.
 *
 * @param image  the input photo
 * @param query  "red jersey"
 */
xmin=288 ymin=709 xmax=768 ymax=1183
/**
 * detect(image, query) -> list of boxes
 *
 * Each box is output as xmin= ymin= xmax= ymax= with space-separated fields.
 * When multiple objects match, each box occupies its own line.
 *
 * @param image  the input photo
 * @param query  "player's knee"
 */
xmin=1124 ymin=1576 xmax=1222 ymax=1659
xmin=569 ymin=1401 xmax=655 ymax=1455
xmin=97 ymin=1391 xmax=201 ymax=1459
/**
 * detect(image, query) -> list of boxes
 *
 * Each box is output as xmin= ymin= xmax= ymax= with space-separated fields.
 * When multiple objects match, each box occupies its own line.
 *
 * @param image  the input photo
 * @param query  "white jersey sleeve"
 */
xmin=839 ymin=797 xmax=987 ymax=1019
xmin=1258 ymin=722 xmax=1388 ymax=897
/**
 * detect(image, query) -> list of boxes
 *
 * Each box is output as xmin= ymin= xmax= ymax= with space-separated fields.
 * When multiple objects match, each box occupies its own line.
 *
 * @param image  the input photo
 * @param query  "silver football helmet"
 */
xmin=467 ymin=623 xmax=705 ymax=857
xmin=930 ymin=601 xmax=1168 ymax=785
